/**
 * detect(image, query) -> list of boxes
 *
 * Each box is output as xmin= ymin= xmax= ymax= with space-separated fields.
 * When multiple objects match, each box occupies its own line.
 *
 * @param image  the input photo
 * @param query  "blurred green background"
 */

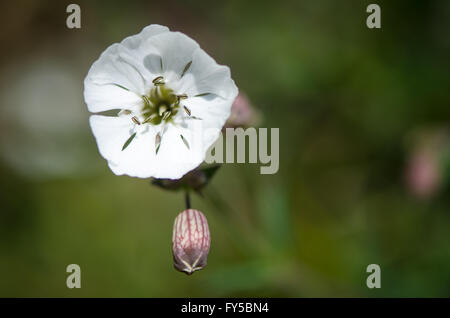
xmin=1 ymin=0 xmax=450 ymax=297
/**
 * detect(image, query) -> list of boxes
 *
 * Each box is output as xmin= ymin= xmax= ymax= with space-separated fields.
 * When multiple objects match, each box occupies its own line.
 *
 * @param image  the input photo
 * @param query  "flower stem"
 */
xmin=185 ymin=191 xmax=191 ymax=209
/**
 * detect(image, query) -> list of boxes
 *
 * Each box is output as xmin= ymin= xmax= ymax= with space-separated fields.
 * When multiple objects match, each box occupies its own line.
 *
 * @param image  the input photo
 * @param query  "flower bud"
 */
xmin=172 ymin=209 xmax=211 ymax=275
xmin=225 ymin=92 xmax=261 ymax=128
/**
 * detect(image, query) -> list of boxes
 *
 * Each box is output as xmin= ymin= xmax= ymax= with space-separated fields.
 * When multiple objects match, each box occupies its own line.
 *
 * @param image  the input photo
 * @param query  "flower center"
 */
xmin=120 ymin=76 xmax=194 ymax=153
xmin=141 ymin=84 xmax=180 ymax=125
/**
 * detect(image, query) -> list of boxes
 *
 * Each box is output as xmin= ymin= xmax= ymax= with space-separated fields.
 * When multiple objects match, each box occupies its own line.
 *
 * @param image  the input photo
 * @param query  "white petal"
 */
xmin=152 ymin=122 xmax=205 ymax=179
xmin=182 ymin=92 xmax=238 ymax=151
xmin=147 ymin=31 xmax=200 ymax=78
xmin=84 ymin=81 xmax=143 ymax=113
xmin=90 ymin=115 xmax=204 ymax=179
xmin=90 ymin=115 xmax=158 ymax=178
xmin=174 ymin=48 xmax=238 ymax=99
xmin=84 ymin=25 xmax=177 ymax=113
xmin=84 ymin=43 xmax=148 ymax=113
xmin=122 ymin=25 xmax=169 ymax=77
xmin=121 ymin=25 xmax=169 ymax=50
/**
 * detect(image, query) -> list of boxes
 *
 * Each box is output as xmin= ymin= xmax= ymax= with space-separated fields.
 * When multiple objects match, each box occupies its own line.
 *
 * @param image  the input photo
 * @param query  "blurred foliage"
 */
xmin=0 ymin=0 xmax=450 ymax=297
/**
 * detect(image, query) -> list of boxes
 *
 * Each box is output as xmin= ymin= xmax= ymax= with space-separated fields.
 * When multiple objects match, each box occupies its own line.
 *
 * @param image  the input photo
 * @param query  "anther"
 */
xmin=142 ymin=95 xmax=151 ymax=105
xmin=155 ymin=132 xmax=161 ymax=154
xmin=142 ymin=113 xmax=157 ymax=124
xmin=118 ymin=109 xmax=132 ymax=117
xmin=131 ymin=116 xmax=141 ymax=125
xmin=183 ymin=106 xmax=191 ymax=116
xmin=152 ymin=76 xmax=165 ymax=86
xmin=162 ymin=111 xmax=171 ymax=121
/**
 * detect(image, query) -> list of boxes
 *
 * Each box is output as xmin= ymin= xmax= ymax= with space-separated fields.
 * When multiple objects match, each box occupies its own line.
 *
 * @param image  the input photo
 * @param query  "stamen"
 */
xmin=152 ymin=76 xmax=165 ymax=86
xmin=155 ymin=132 xmax=161 ymax=154
xmin=142 ymin=113 xmax=157 ymax=124
xmin=180 ymin=134 xmax=190 ymax=150
xmin=131 ymin=116 xmax=141 ymax=125
xmin=176 ymin=94 xmax=187 ymax=104
xmin=118 ymin=109 xmax=132 ymax=117
xmin=140 ymin=81 xmax=181 ymax=125
xmin=194 ymin=93 xmax=211 ymax=97
xmin=142 ymin=95 xmax=152 ymax=105
xmin=181 ymin=61 xmax=192 ymax=78
xmin=122 ymin=132 xmax=137 ymax=151
xmin=113 ymin=84 xmax=130 ymax=91
xmin=183 ymin=106 xmax=191 ymax=116
xmin=162 ymin=111 xmax=171 ymax=121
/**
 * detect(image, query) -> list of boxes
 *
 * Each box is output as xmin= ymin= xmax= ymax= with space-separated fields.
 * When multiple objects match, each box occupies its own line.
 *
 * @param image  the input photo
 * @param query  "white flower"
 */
xmin=84 ymin=25 xmax=238 ymax=179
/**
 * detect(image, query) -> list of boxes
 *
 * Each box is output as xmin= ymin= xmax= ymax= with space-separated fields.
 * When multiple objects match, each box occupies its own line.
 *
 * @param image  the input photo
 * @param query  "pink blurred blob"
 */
xmin=225 ymin=92 xmax=261 ymax=128
xmin=405 ymin=149 xmax=441 ymax=199
xmin=404 ymin=129 xmax=449 ymax=199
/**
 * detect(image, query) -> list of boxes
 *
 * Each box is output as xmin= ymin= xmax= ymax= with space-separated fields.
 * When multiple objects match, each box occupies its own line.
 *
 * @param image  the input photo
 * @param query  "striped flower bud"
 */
xmin=172 ymin=209 xmax=211 ymax=275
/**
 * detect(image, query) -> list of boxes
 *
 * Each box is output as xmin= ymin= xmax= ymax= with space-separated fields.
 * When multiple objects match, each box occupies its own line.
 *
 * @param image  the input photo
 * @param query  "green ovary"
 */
xmin=141 ymin=85 xmax=180 ymax=125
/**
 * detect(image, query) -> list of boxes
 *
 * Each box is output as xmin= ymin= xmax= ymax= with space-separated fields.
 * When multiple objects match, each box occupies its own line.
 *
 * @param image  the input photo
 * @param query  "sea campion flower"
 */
xmin=84 ymin=25 xmax=238 ymax=179
xmin=172 ymin=209 xmax=211 ymax=275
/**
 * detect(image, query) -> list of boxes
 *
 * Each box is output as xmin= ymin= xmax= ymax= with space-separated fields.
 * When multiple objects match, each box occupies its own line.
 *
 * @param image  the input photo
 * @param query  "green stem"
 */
xmin=185 ymin=191 xmax=191 ymax=209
